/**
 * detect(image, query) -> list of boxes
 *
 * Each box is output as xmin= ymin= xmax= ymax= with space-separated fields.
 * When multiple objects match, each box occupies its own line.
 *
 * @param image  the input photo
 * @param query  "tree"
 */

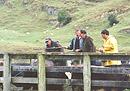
xmin=58 ymin=10 xmax=71 ymax=26
xmin=108 ymin=14 xmax=119 ymax=26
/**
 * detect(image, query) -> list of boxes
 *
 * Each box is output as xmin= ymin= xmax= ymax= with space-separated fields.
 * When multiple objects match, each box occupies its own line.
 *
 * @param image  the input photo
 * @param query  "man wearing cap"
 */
xmin=45 ymin=37 xmax=62 ymax=48
xmin=45 ymin=37 xmax=64 ymax=52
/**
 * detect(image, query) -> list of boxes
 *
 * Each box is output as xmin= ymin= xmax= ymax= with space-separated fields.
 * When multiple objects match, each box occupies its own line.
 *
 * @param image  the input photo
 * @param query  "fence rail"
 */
xmin=0 ymin=52 xmax=130 ymax=91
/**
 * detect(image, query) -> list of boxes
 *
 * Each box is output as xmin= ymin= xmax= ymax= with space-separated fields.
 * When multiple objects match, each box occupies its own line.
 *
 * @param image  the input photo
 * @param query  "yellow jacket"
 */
xmin=103 ymin=35 xmax=121 ymax=66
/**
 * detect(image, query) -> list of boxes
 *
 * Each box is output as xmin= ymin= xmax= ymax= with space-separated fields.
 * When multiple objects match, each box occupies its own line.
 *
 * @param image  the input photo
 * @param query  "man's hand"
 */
xmin=0 ymin=61 xmax=3 ymax=66
xmin=102 ymin=45 xmax=105 ymax=48
xmin=63 ymin=46 xmax=68 ymax=49
xmin=75 ymin=49 xmax=80 ymax=52
xmin=96 ymin=48 xmax=104 ymax=53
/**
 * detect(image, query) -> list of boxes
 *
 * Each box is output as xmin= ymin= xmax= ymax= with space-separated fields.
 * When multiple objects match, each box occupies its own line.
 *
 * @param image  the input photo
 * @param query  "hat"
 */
xmin=45 ymin=37 xmax=51 ymax=43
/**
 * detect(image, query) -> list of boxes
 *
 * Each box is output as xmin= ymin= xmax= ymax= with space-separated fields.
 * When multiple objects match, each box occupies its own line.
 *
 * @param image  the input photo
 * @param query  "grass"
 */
xmin=0 ymin=0 xmax=130 ymax=52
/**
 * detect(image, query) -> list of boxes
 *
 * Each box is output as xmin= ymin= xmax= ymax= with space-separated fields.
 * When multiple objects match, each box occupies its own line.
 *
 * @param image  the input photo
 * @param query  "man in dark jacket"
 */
xmin=45 ymin=37 xmax=64 ymax=52
xmin=79 ymin=30 xmax=96 ymax=52
xmin=73 ymin=30 xmax=96 ymax=91
xmin=64 ymin=29 xmax=83 ymax=52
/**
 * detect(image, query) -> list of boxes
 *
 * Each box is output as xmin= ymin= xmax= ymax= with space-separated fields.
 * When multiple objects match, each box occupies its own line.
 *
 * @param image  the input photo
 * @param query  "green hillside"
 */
xmin=0 ymin=0 xmax=130 ymax=52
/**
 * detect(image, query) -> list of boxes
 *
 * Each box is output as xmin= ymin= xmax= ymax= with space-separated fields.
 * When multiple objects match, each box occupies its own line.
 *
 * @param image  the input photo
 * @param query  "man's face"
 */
xmin=46 ymin=40 xmax=51 ymax=46
xmin=75 ymin=31 xmax=81 ymax=37
xmin=101 ymin=34 xmax=107 ymax=39
xmin=80 ymin=33 xmax=85 ymax=39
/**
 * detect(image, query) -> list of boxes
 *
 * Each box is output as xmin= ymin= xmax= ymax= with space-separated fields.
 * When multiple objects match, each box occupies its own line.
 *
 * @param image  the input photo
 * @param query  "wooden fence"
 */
xmin=0 ymin=52 xmax=130 ymax=91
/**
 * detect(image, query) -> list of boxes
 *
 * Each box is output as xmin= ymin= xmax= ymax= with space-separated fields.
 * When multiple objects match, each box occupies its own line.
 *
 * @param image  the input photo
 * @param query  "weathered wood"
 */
xmin=92 ymin=67 xmax=130 ymax=74
xmin=47 ymin=66 xmax=83 ymax=73
xmin=10 ymin=54 xmax=37 ymax=59
xmin=90 ymin=55 xmax=130 ymax=61
xmin=0 ymin=77 xmax=4 ymax=83
xmin=12 ymin=77 xmax=38 ymax=84
xmin=12 ymin=66 xmax=37 ymax=72
xmin=38 ymin=54 xmax=46 ymax=91
xmin=11 ymin=83 xmax=23 ymax=90
xmin=3 ymin=53 xmax=11 ymax=91
xmin=11 ymin=77 xmax=130 ymax=88
xmin=46 ymin=55 xmax=83 ymax=60
xmin=43 ymin=52 xmax=130 ymax=56
xmin=0 ymin=55 xmax=3 ymax=59
xmin=12 ymin=66 xmax=130 ymax=75
xmin=1 ymin=52 xmax=130 ymax=91
xmin=44 ymin=52 xmax=130 ymax=61
xmin=47 ymin=78 xmax=83 ymax=85
xmin=83 ymin=55 xmax=91 ymax=91
xmin=11 ymin=77 xmax=82 ymax=85
xmin=0 ymin=66 xmax=3 ymax=71
xmin=0 ymin=52 xmax=4 ymax=59
xmin=92 ymin=80 xmax=130 ymax=88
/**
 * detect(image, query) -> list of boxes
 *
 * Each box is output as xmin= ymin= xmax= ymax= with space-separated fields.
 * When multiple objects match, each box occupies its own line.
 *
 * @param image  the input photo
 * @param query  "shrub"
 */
xmin=58 ymin=10 xmax=71 ymax=26
xmin=108 ymin=14 xmax=119 ymax=26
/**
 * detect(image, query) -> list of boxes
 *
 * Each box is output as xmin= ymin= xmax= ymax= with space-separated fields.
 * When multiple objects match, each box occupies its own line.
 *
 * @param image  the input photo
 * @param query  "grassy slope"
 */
xmin=0 ymin=0 xmax=130 ymax=52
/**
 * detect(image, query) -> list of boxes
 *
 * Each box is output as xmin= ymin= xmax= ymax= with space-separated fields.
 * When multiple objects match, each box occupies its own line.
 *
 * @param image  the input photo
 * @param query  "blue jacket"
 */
xmin=68 ymin=37 xmax=83 ymax=52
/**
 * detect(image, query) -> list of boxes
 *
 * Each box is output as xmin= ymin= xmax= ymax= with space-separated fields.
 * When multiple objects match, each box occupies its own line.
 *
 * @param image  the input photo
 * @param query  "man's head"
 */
xmin=101 ymin=29 xmax=109 ymax=39
xmin=75 ymin=29 xmax=81 ymax=37
xmin=80 ymin=30 xmax=86 ymax=39
xmin=45 ymin=37 xmax=52 ymax=46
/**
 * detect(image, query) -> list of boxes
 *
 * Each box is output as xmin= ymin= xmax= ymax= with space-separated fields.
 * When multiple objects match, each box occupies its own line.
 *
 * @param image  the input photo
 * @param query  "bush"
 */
xmin=58 ymin=10 xmax=71 ymax=26
xmin=108 ymin=14 xmax=119 ymax=26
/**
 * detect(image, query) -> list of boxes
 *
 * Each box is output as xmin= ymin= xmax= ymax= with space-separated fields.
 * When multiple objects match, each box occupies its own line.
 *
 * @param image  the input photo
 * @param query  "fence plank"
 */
xmin=10 ymin=54 xmax=37 ymax=59
xmin=38 ymin=54 xmax=46 ymax=91
xmin=92 ymin=80 xmax=130 ymax=88
xmin=0 ymin=77 xmax=4 ymax=83
xmin=0 ymin=66 xmax=3 ymax=71
xmin=46 ymin=55 xmax=83 ymax=60
xmin=12 ymin=77 xmax=38 ymax=84
xmin=12 ymin=66 xmax=37 ymax=72
xmin=83 ymin=55 xmax=91 ymax=91
xmin=3 ymin=53 xmax=11 ymax=91
xmin=11 ymin=77 xmax=130 ymax=88
xmin=12 ymin=65 xmax=130 ymax=74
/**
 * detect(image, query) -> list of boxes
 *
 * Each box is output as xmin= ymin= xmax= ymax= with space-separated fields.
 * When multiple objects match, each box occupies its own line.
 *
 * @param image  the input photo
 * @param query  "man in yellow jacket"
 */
xmin=96 ymin=29 xmax=121 ymax=66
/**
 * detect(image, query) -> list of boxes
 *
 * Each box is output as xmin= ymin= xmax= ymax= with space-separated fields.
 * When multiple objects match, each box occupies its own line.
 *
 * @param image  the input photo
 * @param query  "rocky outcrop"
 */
xmin=43 ymin=5 xmax=58 ymax=15
xmin=49 ymin=19 xmax=58 ymax=24
xmin=0 ymin=0 xmax=3 ymax=3
xmin=119 ymin=28 xmax=130 ymax=34
xmin=95 ymin=6 xmax=130 ymax=20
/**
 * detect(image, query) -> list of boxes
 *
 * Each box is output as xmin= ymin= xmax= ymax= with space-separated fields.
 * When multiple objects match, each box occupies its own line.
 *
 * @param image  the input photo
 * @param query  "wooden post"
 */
xmin=83 ymin=55 xmax=91 ymax=91
xmin=38 ymin=54 xmax=46 ymax=91
xmin=3 ymin=53 xmax=11 ymax=91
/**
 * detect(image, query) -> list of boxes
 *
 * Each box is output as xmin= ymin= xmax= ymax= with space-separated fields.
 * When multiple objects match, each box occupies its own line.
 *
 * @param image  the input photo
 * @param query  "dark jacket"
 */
xmin=46 ymin=41 xmax=60 ymax=48
xmin=68 ymin=37 xmax=83 ymax=52
xmin=82 ymin=35 xmax=96 ymax=52
xmin=45 ymin=41 xmax=64 ymax=52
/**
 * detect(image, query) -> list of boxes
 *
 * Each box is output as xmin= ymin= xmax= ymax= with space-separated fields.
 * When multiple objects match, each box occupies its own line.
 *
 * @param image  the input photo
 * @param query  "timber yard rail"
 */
xmin=0 ymin=52 xmax=130 ymax=91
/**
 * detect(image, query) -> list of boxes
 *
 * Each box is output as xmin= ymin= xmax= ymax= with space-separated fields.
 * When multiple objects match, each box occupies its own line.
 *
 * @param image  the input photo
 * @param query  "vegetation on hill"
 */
xmin=0 ymin=0 xmax=130 ymax=52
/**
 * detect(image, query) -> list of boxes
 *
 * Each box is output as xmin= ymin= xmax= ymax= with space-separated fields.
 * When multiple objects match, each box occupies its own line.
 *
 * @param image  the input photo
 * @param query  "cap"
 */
xmin=45 ymin=37 xmax=51 ymax=43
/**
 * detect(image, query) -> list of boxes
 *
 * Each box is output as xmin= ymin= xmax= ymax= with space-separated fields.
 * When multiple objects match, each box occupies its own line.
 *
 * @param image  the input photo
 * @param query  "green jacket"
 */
xmin=45 ymin=41 xmax=64 ymax=52
xmin=82 ymin=35 xmax=96 ymax=52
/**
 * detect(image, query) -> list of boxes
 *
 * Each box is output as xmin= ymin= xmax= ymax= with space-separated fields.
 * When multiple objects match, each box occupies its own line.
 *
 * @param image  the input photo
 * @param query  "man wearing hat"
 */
xmin=45 ymin=37 xmax=62 ymax=48
xmin=45 ymin=37 xmax=64 ymax=52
